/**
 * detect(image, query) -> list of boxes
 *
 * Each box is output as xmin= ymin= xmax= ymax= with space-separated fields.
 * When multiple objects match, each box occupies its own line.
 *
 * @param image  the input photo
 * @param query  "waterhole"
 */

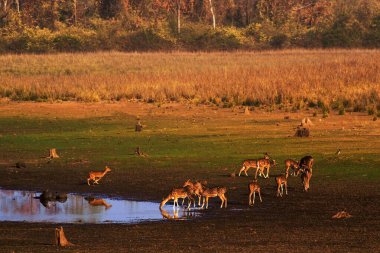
xmin=0 ymin=189 xmax=200 ymax=224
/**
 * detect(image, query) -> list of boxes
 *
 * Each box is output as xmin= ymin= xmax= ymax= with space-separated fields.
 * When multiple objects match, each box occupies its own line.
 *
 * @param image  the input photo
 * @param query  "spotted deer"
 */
xmin=248 ymin=180 xmax=262 ymax=206
xmin=256 ymin=158 xmax=276 ymax=179
xmin=238 ymin=153 xmax=273 ymax=177
xmin=87 ymin=166 xmax=111 ymax=185
xmin=285 ymin=159 xmax=300 ymax=176
xmin=200 ymin=186 xmax=227 ymax=209
xmin=275 ymin=172 xmax=289 ymax=197
xmin=299 ymin=156 xmax=314 ymax=173
xmin=160 ymin=186 xmax=195 ymax=210
xmin=183 ymin=179 xmax=206 ymax=206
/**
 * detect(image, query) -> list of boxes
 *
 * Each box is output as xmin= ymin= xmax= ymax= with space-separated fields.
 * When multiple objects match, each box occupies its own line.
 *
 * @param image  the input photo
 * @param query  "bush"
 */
xmin=122 ymin=28 xmax=174 ymax=51
xmin=269 ymin=34 xmax=288 ymax=49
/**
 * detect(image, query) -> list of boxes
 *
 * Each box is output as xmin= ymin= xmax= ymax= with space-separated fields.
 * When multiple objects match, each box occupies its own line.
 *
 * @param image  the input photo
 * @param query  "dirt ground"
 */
xmin=0 ymin=102 xmax=380 ymax=252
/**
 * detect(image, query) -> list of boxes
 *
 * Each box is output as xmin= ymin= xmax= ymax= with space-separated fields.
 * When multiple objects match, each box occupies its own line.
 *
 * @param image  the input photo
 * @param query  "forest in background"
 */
xmin=1 ymin=0 xmax=380 ymax=52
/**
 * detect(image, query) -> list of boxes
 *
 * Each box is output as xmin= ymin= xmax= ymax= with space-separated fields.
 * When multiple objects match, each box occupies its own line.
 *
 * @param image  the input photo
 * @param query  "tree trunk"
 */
xmin=73 ymin=0 xmax=77 ymax=25
xmin=177 ymin=0 xmax=181 ymax=33
xmin=208 ymin=0 xmax=216 ymax=29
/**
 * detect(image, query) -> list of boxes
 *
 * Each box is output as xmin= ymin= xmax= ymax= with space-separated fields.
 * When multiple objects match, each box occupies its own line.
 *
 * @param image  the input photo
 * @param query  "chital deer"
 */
xmin=183 ymin=179 xmax=206 ymax=206
xmin=301 ymin=167 xmax=312 ymax=192
xmin=299 ymin=156 xmax=314 ymax=173
xmin=160 ymin=186 xmax=195 ymax=210
xmin=200 ymin=186 xmax=227 ymax=209
xmin=87 ymin=166 xmax=111 ymax=185
xmin=285 ymin=159 xmax=300 ymax=176
xmin=248 ymin=180 xmax=262 ymax=206
xmin=256 ymin=158 xmax=275 ymax=179
xmin=238 ymin=159 xmax=259 ymax=177
xmin=275 ymin=172 xmax=288 ymax=197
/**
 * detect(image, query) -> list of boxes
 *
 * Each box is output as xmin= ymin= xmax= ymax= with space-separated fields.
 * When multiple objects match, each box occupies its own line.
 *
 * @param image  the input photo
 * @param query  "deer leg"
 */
xmin=258 ymin=190 xmax=262 ymax=202
xmin=238 ymin=166 xmax=245 ymax=176
xmin=220 ymin=196 xmax=224 ymax=208
xmin=206 ymin=197 xmax=209 ymax=209
xmin=266 ymin=167 xmax=270 ymax=178
xmin=285 ymin=182 xmax=288 ymax=195
xmin=249 ymin=192 xmax=253 ymax=206
xmin=253 ymin=192 xmax=256 ymax=205
xmin=224 ymin=195 xmax=227 ymax=208
xmin=87 ymin=178 xmax=91 ymax=186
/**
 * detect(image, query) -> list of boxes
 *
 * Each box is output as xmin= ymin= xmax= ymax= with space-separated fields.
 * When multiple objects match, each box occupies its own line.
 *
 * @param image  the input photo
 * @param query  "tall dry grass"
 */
xmin=0 ymin=50 xmax=379 ymax=111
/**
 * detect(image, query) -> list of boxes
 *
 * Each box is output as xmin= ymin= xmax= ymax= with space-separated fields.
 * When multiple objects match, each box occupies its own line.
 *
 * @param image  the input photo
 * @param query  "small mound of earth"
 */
xmin=332 ymin=211 xmax=352 ymax=219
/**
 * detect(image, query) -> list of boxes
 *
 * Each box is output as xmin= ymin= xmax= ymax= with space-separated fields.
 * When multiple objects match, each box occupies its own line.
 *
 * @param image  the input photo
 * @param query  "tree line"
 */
xmin=1 ymin=0 xmax=380 ymax=52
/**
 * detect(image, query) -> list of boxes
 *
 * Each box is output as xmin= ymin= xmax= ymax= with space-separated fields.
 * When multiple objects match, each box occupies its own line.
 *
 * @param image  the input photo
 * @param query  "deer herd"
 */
xmin=160 ymin=154 xmax=314 ymax=210
xmin=86 ymin=154 xmax=313 ymax=212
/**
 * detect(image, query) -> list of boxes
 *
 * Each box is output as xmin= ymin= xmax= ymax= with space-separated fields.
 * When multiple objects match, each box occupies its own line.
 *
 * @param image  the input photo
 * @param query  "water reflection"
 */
xmin=0 ymin=189 xmax=200 ymax=224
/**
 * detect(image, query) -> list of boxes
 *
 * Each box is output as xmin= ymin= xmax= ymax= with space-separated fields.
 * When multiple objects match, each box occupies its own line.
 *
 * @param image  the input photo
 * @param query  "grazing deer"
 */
xmin=301 ymin=168 xmax=312 ymax=192
xmin=183 ymin=179 xmax=206 ymax=206
xmin=200 ymin=186 xmax=227 ymax=209
xmin=160 ymin=186 xmax=195 ymax=210
xmin=299 ymin=156 xmax=314 ymax=173
xmin=87 ymin=166 xmax=111 ymax=185
xmin=87 ymin=197 xmax=112 ymax=209
xmin=275 ymin=172 xmax=289 ymax=197
xmin=285 ymin=159 xmax=300 ymax=176
xmin=248 ymin=180 xmax=262 ymax=206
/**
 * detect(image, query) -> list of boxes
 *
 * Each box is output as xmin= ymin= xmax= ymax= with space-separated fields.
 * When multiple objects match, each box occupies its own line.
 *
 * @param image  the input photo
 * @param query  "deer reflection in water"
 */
xmin=159 ymin=208 xmax=197 ymax=220
xmin=85 ymin=196 xmax=112 ymax=209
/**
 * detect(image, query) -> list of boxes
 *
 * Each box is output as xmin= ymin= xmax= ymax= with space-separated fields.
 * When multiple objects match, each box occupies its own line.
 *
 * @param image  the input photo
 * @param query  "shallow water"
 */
xmin=0 ymin=189 xmax=199 ymax=224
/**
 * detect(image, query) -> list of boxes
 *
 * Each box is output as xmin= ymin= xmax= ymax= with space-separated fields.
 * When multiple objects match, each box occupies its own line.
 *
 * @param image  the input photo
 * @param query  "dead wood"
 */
xmin=135 ymin=147 xmax=148 ymax=157
xmin=295 ymin=126 xmax=310 ymax=137
xmin=332 ymin=211 xmax=352 ymax=219
xmin=48 ymin=148 xmax=60 ymax=159
xmin=55 ymin=226 xmax=74 ymax=247
xmin=135 ymin=121 xmax=143 ymax=132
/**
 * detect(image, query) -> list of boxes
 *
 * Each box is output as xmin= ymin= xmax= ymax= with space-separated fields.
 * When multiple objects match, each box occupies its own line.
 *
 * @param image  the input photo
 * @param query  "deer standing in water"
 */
xmin=275 ymin=171 xmax=289 ymax=197
xmin=87 ymin=166 xmax=111 ymax=185
xmin=200 ymin=186 xmax=227 ymax=209
xmin=248 ymin=180 xmax=262 ymax=206
xmin=160 ymin=186 xmax=195 ymax=210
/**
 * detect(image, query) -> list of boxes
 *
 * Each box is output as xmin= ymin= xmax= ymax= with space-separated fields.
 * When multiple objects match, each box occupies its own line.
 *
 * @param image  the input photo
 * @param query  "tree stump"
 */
xmin=244 ymin=107 xmax=250 ymax=115
xmin=295 ymin=126 xmax=310 ymax=137
xmin=55 ymin=226 xmax=74 ymax=247
xmin=135 ymin=147 xmax=147 ymax=157
xmin=135 ymin=121 xmax=143 ymax=132
xmin=49 ymin=148 xmax=60 ymax=159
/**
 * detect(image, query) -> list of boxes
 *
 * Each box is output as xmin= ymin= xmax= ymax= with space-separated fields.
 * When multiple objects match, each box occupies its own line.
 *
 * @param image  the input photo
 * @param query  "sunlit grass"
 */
xmin=0 ymin=50 xmax=379 ymax=111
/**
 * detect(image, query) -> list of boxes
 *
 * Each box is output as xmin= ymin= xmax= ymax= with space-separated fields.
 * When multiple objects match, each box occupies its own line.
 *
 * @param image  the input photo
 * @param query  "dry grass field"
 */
xmin=0 ymin=50 xmax=379 ymax=113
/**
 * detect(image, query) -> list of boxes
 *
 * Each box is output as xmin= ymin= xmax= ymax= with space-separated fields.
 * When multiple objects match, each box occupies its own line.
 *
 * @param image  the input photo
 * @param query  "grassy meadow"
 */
xmin=0 ymin=103 xmax=379 ymax=200
xmin=0 ymin=50 xmax=379 ymax=114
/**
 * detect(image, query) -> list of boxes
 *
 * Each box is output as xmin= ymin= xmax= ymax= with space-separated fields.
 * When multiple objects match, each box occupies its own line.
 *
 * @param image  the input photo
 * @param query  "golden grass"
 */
xmin=0 ymin=49 xmax=379 ymax=110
